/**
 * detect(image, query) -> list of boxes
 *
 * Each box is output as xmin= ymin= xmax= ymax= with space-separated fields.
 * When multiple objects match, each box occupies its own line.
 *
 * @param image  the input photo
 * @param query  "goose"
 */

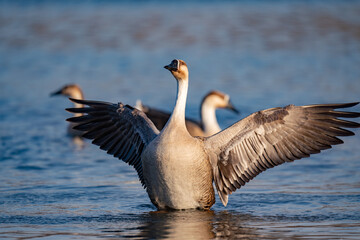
xmin=67 ymin=59 xmax=360 ymax=210
xmin=51 ymin=84 xmax=84 ymax=137
xmin=136 ymin=90 xmax=239 ymax=137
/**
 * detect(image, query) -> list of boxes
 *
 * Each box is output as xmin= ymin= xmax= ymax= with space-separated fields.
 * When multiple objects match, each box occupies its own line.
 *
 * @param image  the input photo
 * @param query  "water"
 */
xmin=1 ymin=0 xmax=360 ymax=239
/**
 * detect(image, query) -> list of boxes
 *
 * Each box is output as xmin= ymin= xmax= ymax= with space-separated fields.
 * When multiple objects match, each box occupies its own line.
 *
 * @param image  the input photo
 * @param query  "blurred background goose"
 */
xmin=50 ymin=84 xmax=84 ymax=137
xmin=67 ymin=59 xmax=360 ymax=210
xmin=136 ymin=90 xmax=239 ymax=137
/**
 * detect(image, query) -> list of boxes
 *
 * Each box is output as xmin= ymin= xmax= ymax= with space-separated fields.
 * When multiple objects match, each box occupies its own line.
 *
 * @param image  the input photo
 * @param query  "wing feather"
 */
xmin=205 ymin=102 xmax=360 ymax=206
xmin=66 ymin=98 xmax=159 ymax=187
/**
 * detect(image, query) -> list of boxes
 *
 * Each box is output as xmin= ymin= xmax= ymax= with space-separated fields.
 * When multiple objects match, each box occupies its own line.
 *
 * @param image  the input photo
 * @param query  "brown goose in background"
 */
xmin=136 ymin=90 xmax=239 ymax=137
xmin=67 ymin=59 xmax=360 ymax=210
xmin=51 ymin=84 xmax=84 ymax=137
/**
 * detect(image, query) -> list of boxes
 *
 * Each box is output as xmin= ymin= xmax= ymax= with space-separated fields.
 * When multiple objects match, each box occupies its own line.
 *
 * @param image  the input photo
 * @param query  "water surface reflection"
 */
xmin=1 ymin=209 xmax=359 ymax=239
xmin=101 ymin=210 xmax=269 ymax=239
xmin=98 ymin=210 xmax=360 ymax=239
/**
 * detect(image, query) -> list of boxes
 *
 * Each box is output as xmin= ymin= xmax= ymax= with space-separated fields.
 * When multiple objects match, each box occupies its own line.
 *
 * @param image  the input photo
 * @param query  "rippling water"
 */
xmin=1 ymin=1 xmax=360 ymax=239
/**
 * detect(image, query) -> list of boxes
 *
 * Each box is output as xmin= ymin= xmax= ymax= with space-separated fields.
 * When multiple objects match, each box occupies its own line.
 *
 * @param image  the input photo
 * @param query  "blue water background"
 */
xmin=1 ymin=0 xmax=360 ymax=239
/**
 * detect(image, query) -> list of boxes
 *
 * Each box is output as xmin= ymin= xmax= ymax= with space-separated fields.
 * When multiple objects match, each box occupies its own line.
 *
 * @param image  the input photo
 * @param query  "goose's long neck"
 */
xmin=201 ymin=101 xmax=221 ymax=136
xmin=165 ymin=79 xmax=189 ymax=132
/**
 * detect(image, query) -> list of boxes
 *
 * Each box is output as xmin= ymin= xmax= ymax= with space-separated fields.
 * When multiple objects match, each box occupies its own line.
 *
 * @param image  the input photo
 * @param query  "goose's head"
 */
xmin=164 ymin=59 xmax=188 ymax=81
xmin=50 ymin=84 xmax=83 ymax=99
xmin=203 ymin=91 xmax=239 ymax=114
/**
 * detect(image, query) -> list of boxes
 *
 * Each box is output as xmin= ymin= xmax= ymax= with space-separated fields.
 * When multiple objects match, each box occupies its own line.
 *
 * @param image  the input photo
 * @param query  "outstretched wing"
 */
xmin=67 ymin=98 xmax=160 ymax=187
xmin=204 ymin=102 xmax=360 ymax=206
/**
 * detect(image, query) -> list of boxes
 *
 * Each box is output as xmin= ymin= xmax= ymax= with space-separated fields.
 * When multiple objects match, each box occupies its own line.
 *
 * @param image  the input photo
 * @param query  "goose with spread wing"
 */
xmin=136 ymin=90 xmax=239 ymax=137
xmin=51 ymin=84 xmax=85 ymax=137
xmin=67 ymin=59 xmax=360 ymax=210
